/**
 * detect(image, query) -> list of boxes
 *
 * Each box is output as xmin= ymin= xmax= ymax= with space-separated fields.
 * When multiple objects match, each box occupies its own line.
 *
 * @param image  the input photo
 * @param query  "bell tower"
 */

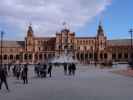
xmin=96 ymin=21 xmax=106 ymax=51
xmin=27 ymin=24 xmax=34 ymax=37
xmin=25 ymin=24 xmax=35 ymax=52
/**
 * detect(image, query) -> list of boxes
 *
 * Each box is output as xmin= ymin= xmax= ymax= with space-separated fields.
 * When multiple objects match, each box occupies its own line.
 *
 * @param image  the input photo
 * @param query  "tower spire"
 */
xmin=97 ymin=14 xmax=104 ymax=36
xmin=27 ymin=23 xmax=34 ymax=37
xmin=98 ymin=12 xmax=104 ymax=30
xmin=61 ymin=21 xmax=70 ymax=33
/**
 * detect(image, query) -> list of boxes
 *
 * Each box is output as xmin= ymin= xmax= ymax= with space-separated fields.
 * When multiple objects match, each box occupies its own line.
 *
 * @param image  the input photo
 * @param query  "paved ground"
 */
xmin=0 ymin=65 xmax=133 ymax=100
xmin=112 ymin=69 xmax=133 ymax=77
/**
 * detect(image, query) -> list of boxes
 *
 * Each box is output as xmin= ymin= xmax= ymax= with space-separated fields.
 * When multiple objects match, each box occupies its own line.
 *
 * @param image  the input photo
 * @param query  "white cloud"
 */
xmin=0 ymin=0 xmax=111 ymax=39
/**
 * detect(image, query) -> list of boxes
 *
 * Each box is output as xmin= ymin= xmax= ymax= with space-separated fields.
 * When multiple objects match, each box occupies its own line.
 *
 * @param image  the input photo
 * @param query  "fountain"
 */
xmin=49 ymin=27 xmax=78 ymax=64
xmin=50 ymin=50 xmax=78 ymax=64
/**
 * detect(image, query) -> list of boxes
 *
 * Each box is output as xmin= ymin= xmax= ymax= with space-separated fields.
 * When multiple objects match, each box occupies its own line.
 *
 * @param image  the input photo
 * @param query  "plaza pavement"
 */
xmin=0 ymin=65 xmax=133 ymax=100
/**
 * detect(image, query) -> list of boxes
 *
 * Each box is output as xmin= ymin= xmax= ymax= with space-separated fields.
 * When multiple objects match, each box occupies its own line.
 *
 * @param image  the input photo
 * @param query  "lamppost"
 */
xmin=93 ymin=47 xmax=95 ymax=65
xmin=129 ymin=28 xmax=133 ymax=50
xmin=0 ymin=31 xmax=4 ymax=68
xmin=129 ymin=28 xmax=133 ymax=67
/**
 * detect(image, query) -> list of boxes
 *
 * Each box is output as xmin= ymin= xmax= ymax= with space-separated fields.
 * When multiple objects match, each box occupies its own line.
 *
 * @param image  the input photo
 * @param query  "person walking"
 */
xmin=48 ymin=63 xmax=52 ymax=77
xmin=16 ymin=65 xmax=21 ymax=80
xmin=34 ymin=64 xmax=39 ymax=77
xmin=37 ymin=63 xmax=41 ymax=77
xmin=21 ymin=69 xmax=27 ymax=84
xmin=8 ymin=63 xmax=11 ymax=72
xmin=71 ymin=63 xmax=76 ymax=75
xmin=0 ymin=67 xmax=9 ymax=91
xmin=21 ymin=64 xmax=28 ymax=84
xmin=63 ymin=63 xmax=67 ymax=75
xmin=42 ymin=63 xmax=47 ymax=78
xmin=12 ymin=65 xmax=17 ymax=77
xmin=24 ymin=64 xmax=28 ymax=83
xmin=68 ymin=64 xmax=72 ymax=75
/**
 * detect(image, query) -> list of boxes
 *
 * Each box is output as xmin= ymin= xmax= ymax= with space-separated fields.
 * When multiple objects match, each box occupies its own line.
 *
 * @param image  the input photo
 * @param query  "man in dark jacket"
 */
xmin=68 ymin=64 xmax=72 ymax=75
xmin=0 ymin=68 xmax=9 ymax=91
xmin=63 ymin=63 xmax=67 ymax=75
xmin=48 ymin=63 xmax=52 ymax=77
xmin=22 ymin=64 xmax=28 ymax=84
xmin=71 ymin=63 xmax=76 ymax=75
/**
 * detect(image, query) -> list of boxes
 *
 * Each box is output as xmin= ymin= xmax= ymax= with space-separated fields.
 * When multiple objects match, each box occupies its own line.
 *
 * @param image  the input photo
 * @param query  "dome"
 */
xmin=61 ymin=28 xmax=70 ymax=33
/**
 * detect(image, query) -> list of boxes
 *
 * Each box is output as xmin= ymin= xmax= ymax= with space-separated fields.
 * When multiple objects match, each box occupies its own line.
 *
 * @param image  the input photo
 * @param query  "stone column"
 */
xmin=32 ymin=53 xmax=35 ymax=64
xmin=107 ymin=52 xmax=112 ymax=62
xmin=83 ymin=52 xmax=85 ymax=64
xmin=116 ymin=52 xmax=118 ymax=61
xmin=79 ymin=53 xmax=81 ymax=62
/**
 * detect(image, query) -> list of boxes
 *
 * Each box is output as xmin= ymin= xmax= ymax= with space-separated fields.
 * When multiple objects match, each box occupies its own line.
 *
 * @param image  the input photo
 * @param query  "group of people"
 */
xmin=0 ymin=62 xmax=77 ymax=91
xmin=0 ymin=63 xmax=29 ymax=91
xmin=12 ymin=64 xmax=29 ymax=84
xmin=34 ymin=63 xmax=53 ymax=78
xmin=63 ymin=63 xmax=76 ymax=75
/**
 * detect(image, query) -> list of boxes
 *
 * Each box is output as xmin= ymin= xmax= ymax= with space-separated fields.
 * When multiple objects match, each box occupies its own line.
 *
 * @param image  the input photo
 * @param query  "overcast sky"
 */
xmin=1 ymin=0 xmax=127 ymax=40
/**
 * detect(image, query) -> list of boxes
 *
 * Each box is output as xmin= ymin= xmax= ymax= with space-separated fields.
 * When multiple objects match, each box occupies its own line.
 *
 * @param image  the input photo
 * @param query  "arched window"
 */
xmin=83 ymin=40 xmax=85 ymax=44
xmin=16 ymin=55 xmax=20 ymax=60
xmin=80 ymin=40 xmax=82 ymax=44
xmin=77 ymin=53 xmax=79 ymax=60
xmin=80 ymin=53 xmax=84 ymax=60
xmin=78 ymin=47 xmax=80 ymax=50
xmin=29 ymin=54 xmax=32 ymax=60
xmin=94 ymin=53 xmax=97 ymax=60
xmin=70 ymin=45 xmax=73 ymax=49
xmin=0 ymin=55 xmax=2 ymax=60
xmin=44 ymin=54 xmax=47 ymax=59
xmin=124 ymin=53 xmax=128 ymax=59
xmin=118 ymin=53 xmax=122 ymax=59
xmin=24 ymin=54 xmax=28 ymax=60
xmin=4 ymin=55 xmax=7 ymax=60
xmin=45 ymin=47 xmax=47 ymax=51
xmin=35 ymin=54 xmax=38 ymax=60
xmin=89 ymin=53 xmax=92 ymax=59
xmin=85 ymin=53 xmax=88 ymax=60
xmin=39 ymin=54 xmax=42 ymax=60
xmin=131 ymin=53 xmax=133 ymax=59
xmin=58 ymin=45 xmax=61 ymax=49
xmin=104 ymin=53 xmax=108 ymax=59
xmin=112 ymin=54 xmax=116 ymax=59
xmin=38 ymin=47 xmax=40 ymax=51
xmin=64 ymin=45 xmax=68 ymax=49
xmin=10 ymin=55 xmax=13 ymax=60
xmin=100 ymin=53 xmax=103 ymax=59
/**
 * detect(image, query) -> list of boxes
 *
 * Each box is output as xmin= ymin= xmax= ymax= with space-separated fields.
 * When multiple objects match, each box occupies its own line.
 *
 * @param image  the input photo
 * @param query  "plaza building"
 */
xmin=0 ymin=23 xmax=132 ymax=64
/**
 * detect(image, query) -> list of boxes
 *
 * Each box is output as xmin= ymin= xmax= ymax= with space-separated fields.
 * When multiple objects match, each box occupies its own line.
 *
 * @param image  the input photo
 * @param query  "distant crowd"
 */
xmin=0 ymin=63 xmax=76 ymax=91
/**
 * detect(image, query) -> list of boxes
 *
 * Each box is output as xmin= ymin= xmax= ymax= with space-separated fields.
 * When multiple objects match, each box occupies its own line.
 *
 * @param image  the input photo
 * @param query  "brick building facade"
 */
xmin=0 ymin=24 xmax=132 ymax=64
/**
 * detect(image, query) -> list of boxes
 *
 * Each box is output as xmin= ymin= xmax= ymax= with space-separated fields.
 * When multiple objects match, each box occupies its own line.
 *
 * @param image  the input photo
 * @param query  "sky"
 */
xmin=0 ymin=0 xmax=132 ymax=40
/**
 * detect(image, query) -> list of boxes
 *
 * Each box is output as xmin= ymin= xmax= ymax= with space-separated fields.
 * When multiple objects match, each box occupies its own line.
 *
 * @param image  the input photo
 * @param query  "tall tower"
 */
xmin=27 ymin=24 xmax=34 ymax=37
xmin=26 ymin=24 xmax=35 ymax=52
xmin=97 ymin=21 xmax=104 ymax=36
xmin=96 ymin=21 xmax=106 ymax=51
